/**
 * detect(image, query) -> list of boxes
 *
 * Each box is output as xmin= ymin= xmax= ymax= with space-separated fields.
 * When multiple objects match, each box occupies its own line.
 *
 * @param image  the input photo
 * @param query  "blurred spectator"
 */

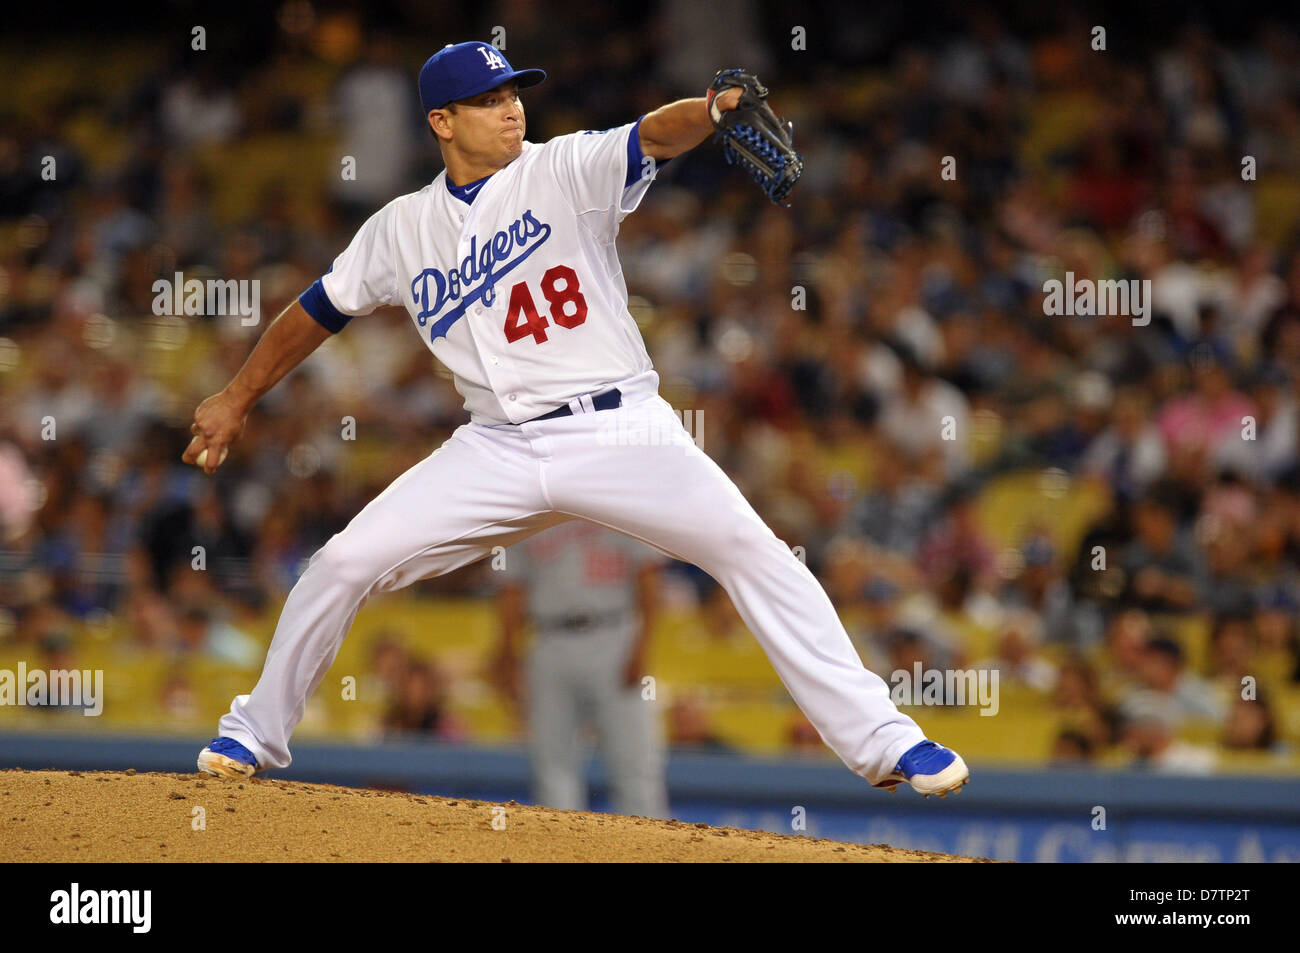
xmin=1224 ymin=244 xmax=1286 ymax=361
xmin=78 ymin=358 xmax=163 ymax=453
xmin=1118 ymin=636 xmax=1225 ymax=728
xmin=174 ymin=603 xmax=262 ymax=667
xmin=658 ymin=0 xmax=770 ymax=94
xmin=1205 ymin=612 xmax=1256 ymax=692
xmin=1120 ymin=700 xmax=1217 ymax=775
xmin=999 ymin=533 xmax=1090 ymax=647
xmin=1050 ymin=729 xmax=1098 ymax=766
xmin=1156 ymin=358 xmax=1253 ymax=460
xmin=140 ymin=483 xmax=254 ymax=599
xmin=1252 ymin=593 xmax=1300 ymax=687
xmin=699 ymin=578 xmax=745 ymax=643
xmin=123 ymin=584 xmax=180 ymax=651
xmin=0 ymin=438 xmax=39 ymax=543
xmin=331 ymin=30 xmax=420 ymax=223
xmin=1098 ymin=608 xmax=1153 ymax=698
xmin=1119 ymin=485 xmax=1203 ymax=612
xmin=160 ymin=65 xmax=241 ymax=149
xmin=1052 ymin=655 xmax=1118 ymax=751
xmin=788 ymin=711 xmax=827 ymax=755
xmin=11 ymin=596 xmax=77 ymax=652
xmin=917 ymin=486 xmax=996 ymax=590
xmin=666 ymin=697 xmax=731 ymax=753
xmin=1214 ymin=364 xmax=1297 ymax=481
xmin=885 ymin=625 xmax=961 ymax=700
xmin=974 ymin=608 xmax=1057 ymax=693
xmin=1198 ymin=514 xmax=1258 ymax=617
xmin=33 ymin=631 xmax=84 ymax=715
xmin=362 ymin=632 xmax=408 ymax=704
xmin=1081 ymin=388 xmax=1166 ymax=502
xmin=160 ymin=669 xmax=199 ymax=721
xmin=878 ymin=347 xmax=972 ymax=480
xmin=381 ymin=656 xmax=464 ymax=740
xmin=1221 ymin=694 xmax=1285 ymax=754
xmin=845 ymin=442 xmax=938 ymax=559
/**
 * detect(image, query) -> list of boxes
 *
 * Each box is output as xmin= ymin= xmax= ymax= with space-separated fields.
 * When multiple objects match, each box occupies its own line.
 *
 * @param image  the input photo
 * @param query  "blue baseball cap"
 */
xmin=418 ymin=41 xmax=546 ymax=114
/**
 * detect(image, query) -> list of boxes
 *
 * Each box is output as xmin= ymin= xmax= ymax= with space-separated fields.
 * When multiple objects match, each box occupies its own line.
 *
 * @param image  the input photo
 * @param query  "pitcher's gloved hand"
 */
xmin=706 ymin=69 xmax=803 ymax=206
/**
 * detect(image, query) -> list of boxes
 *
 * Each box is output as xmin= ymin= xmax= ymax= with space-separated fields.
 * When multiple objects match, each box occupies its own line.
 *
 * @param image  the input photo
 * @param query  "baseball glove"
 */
xmin=706 ymin=69 xmax=803 ymax=206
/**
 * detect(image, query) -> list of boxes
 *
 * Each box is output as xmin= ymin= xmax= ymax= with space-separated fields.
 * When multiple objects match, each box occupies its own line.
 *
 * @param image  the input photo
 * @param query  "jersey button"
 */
xmin=508 ymin=394 xmax=517 ymax=401
xmin=490 ymin=356 xmax=499 ymax=365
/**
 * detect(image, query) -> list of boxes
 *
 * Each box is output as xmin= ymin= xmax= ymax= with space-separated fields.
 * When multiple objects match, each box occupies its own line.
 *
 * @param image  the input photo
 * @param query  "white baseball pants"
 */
xmin=218 ymin=370 xmax=926 ymax=784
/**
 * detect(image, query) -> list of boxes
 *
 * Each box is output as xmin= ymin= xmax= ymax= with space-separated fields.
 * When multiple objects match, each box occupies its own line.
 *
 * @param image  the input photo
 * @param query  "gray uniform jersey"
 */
xmin=506 ymin=521 xmax=658 ymax=632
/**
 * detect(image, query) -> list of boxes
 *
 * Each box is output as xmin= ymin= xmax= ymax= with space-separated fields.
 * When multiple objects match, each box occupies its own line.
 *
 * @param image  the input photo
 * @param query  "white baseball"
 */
xmin=196 ymin=447 xmax=228 ymax=468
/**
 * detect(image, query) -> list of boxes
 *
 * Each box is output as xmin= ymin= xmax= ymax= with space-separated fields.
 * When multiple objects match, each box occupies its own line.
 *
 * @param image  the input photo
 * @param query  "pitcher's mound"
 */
xmin=0 ymin=769 xmax=984 ymax=862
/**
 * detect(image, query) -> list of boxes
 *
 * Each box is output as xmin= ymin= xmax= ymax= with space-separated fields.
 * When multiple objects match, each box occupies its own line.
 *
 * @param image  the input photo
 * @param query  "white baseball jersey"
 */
xmin=300 ymin=120 xmax=657 ymax=424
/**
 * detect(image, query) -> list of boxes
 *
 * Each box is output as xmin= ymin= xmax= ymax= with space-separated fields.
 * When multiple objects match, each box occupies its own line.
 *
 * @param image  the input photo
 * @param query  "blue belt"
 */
xmin=524 ymin=387 xmax=622 ymax=423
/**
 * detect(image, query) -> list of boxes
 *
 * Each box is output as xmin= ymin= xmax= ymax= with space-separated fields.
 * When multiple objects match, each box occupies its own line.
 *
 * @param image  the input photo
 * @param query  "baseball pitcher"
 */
xmin=187 ymin=40 xmax=969 ymax=798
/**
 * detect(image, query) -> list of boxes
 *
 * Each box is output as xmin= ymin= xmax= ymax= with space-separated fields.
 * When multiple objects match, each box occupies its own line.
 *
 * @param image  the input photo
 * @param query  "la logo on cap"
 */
xmin=418 ymin=41 xmax=546 ymax=114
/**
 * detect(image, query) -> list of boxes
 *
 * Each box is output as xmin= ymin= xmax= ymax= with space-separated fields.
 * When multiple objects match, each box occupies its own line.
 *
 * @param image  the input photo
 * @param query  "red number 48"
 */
xmin=503 ymin=265 xmax=588 ymax=344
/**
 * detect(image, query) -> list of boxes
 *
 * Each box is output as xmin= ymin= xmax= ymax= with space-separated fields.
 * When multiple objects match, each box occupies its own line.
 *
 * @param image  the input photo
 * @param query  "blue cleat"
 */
xmin=874 ymin=740 xmax=969 ymax=798
xmin=197 ymin=737 xmax=261 ymax=779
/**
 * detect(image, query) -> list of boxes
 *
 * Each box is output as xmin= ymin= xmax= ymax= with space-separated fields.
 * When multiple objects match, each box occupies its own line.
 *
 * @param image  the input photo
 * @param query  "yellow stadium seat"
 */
xmin=974 ymin=469 xmax=1111 ymax=557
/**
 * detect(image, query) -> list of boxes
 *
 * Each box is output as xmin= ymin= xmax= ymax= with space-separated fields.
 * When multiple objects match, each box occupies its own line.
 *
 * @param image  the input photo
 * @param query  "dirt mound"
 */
xmin=0 ymin=770 xmax=983 ymax=862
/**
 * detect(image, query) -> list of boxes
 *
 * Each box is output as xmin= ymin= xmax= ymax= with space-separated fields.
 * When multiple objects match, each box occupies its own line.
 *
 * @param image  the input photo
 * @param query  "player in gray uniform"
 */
xmin=493 ymin=522 xmax=668 ymax=818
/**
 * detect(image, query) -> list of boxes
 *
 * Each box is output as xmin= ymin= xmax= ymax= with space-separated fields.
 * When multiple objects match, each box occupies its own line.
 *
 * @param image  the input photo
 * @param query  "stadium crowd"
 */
xmin=2 ymin=4 xmax=1299 ymax=772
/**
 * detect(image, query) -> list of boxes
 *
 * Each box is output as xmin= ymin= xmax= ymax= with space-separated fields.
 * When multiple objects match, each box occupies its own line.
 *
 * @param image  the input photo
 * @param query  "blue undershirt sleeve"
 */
xmin=298 ymin=278 xmax=352 ymax=334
